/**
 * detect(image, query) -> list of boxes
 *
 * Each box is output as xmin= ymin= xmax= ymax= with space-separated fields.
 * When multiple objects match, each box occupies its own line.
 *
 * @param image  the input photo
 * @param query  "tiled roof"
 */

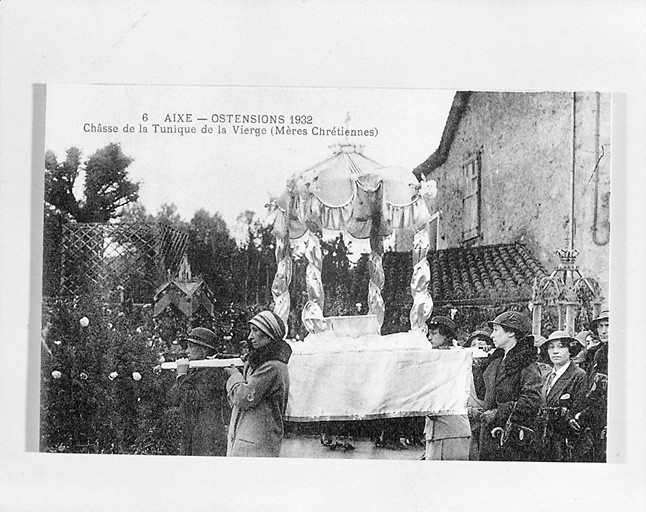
xmin=381 ymin=242 xmax=547 ymax=306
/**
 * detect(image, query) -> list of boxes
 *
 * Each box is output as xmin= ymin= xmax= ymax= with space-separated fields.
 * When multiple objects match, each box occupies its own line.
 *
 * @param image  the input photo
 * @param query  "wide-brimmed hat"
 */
xmin=590 ymin=310 xmax=609 ymax=331
xmin=575 ymin=330 xmax=593 ymax=345
xmin=540 ymin=330 xmax=583 ymax=357
xmin=533 ymin=334 xmax=548 ymax=348
xmin=488 ymin=311 xmax=531 ymax=337
xmin=182 ymin=327 xmax=219 ymax=351
xmin=427 ymin=316 xmax=457 ymax=337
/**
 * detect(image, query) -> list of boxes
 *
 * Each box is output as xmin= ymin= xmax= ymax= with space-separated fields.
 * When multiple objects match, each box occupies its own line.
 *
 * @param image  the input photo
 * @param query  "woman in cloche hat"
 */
xmin=224 ymin=310 xmax=292 ymax=457
xmin=537 ymin=330 xmax=588 ymax=462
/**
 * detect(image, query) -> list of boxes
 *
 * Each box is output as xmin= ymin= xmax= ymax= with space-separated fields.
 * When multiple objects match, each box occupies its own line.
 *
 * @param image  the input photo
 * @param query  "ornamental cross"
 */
xmin=344 ymin=111 xmax=351 ymax=139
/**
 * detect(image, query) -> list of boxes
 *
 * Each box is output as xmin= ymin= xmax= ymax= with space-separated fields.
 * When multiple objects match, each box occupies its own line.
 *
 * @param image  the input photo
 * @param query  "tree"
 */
xmin=120 ymin=202 xmax=154 ymax=224
xmin=45 ymin=143 xmax=139 ymax=222
xmin=321 ymin=233 xmax=352 ymax=316
xmin=232 ymin=211 xmax=276 ymax=305
xmin=44 ymin=147 xmax=82 ymax=219
xmin=188 ymin=209 xmax=238 ymax=304
xmin=156 ymin=203 xmax=186 ymax=229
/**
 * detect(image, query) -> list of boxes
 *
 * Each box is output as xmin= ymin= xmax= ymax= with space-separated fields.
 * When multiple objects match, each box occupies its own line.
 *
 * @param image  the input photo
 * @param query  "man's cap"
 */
xmin=427 ymin=316 xmax=457 ymax=337
xmin=183 ymin=327 xmax=219 ymax=351
xmin=488 ymin=311 xmax=531 ymax=337
xmin=590 ymin=310 xmax=609 ymax=331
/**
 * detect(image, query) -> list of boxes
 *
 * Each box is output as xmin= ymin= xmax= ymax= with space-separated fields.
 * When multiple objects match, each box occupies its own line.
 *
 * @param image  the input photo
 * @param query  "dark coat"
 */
xmin=170 ymin=367 xmax=228 ymax=456
xmin=574 ymin=342 xmax=608 ymax=462
xmin=538 ymin=362 xmax=588 ymax=462
xmin=478 ymin=339 xmax=542 ymax=461
xmin=585 ymin=342 xmax=608 ymax=377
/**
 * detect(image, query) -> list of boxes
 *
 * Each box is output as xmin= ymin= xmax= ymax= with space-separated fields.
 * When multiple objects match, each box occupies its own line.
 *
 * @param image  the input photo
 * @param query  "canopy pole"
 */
xmin=409 ymin=223 xmax=434 ymax=331
xmin=301 ymin=228 xmax=327 ymax=334
xmin=271 ymin=208 xmax=293 ymax=330
xmin=368 ymin=193 xmax=385 ymax=332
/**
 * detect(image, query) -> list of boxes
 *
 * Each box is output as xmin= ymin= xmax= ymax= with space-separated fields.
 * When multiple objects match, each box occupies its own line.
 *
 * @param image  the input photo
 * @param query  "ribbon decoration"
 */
xmin=301 ymin=229 xmax=327 ymax=334
xmin=269 ymin=145 xmax=437 ymax=336
xmin=409 ymin=226 xmax=434 ymax=330
xmin=271 ymin=207 xmax=293 ymax=328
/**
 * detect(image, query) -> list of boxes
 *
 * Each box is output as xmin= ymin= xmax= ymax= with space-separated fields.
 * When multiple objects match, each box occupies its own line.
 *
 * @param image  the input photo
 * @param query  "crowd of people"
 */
xmin=424 ymin=310 xmax=609 ymax=463
xmin=170 ymin=307 xmax=609 ymax=462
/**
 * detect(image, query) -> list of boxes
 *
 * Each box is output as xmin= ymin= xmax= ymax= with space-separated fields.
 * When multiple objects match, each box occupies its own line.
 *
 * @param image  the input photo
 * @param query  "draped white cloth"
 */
xmin=284 ymin=331 xmax=472 ymax=421
xmin=270 ymin=144 xmax=438 ymax=335
xmin=273 ymin=146 xmax=435 ymax=240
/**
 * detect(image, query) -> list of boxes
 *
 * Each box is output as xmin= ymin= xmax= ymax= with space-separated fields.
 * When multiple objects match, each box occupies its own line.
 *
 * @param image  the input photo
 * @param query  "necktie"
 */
xmin=545 ymin=371 xmax=557 ymax=395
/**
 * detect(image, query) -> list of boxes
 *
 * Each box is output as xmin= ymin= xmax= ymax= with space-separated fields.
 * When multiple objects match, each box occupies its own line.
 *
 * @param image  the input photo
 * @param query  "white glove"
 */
xmin=175 ymin=358 xmax=189 ymax=377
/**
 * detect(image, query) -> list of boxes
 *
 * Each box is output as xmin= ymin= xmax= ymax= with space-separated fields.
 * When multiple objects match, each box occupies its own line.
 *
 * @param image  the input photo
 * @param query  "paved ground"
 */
xmin=281 ymin=435 xmax=424 ymax=460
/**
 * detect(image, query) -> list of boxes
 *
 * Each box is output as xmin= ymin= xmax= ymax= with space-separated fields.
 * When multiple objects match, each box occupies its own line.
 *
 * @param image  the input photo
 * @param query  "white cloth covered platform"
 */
xmin=285 ymin=330 xmax=472 ymax=422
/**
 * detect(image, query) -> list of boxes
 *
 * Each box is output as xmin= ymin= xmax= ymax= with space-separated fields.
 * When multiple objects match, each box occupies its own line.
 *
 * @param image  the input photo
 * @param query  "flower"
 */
xmin=80 ymin=372 xmax=88 ymax=380
xmin=109 ymin=371 xmax=118 ymax=381
xmin=51 ymin=370 xmax=62 ymax=379
xmin=107 ymin=323 xmax=113 ymax=330
xmin=132 ymin=372 xmax=142 ymax=381
xmin=79 ymin=317 xmax=89 ymax=327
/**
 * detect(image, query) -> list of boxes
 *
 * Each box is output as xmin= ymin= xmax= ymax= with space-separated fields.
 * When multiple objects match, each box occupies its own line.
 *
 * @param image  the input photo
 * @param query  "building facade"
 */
xmin=414 ymin=91 xmax=611 ymax=303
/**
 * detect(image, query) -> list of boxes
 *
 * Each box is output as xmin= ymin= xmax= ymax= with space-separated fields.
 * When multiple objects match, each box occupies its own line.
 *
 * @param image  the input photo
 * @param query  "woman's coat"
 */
xmin=478 ymin=339 xmax=542 ymax=461
xmin=226 ymin=342 xmax=291 ymax=457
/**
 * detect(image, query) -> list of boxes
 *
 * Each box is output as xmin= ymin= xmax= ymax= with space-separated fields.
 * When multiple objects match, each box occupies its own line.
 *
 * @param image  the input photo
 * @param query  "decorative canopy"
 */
xmin=269 ymin=143 xmax=437 ymax=337
xmin=271 ymin=143 xmax=436 ymax=240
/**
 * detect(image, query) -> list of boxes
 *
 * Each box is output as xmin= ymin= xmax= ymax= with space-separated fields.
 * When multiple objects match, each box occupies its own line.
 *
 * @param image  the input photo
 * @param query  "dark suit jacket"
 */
xmin=540 ymin=362 xmax=588 ymax=462
xmin=543 ymin=362 xmax=588 ymax=423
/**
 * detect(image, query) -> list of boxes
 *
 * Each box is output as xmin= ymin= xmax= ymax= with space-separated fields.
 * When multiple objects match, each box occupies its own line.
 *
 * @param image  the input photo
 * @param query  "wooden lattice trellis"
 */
xmin=59 ymin=222 xmax=188 ymax=302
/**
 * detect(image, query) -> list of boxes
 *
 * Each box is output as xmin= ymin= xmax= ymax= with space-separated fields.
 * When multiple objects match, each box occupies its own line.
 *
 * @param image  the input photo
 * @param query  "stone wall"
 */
xmin=425 ymin=91 xmax=610 ymax=302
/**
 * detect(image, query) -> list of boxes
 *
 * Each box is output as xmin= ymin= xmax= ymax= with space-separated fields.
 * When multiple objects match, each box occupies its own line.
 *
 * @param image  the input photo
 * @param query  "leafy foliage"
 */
xmin=189 ymin=209 xmax=238 ymax=305
xmin=40 ymin=296 xmax=257 ymax=454
xmin=45 ymin=143 xmax=139 ymax=222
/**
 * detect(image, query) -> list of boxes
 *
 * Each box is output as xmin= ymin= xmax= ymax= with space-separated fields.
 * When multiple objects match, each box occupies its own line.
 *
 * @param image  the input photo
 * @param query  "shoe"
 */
xmin=329 ymin=441 xmax=342 ymax=451
xmin=320 ymin=433 xmax=333 ymax=447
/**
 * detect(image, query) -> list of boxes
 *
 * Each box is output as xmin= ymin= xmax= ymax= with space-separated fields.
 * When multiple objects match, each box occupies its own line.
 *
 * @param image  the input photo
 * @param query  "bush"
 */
xmin=40 ymin=296 xmax=257 ymax=454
